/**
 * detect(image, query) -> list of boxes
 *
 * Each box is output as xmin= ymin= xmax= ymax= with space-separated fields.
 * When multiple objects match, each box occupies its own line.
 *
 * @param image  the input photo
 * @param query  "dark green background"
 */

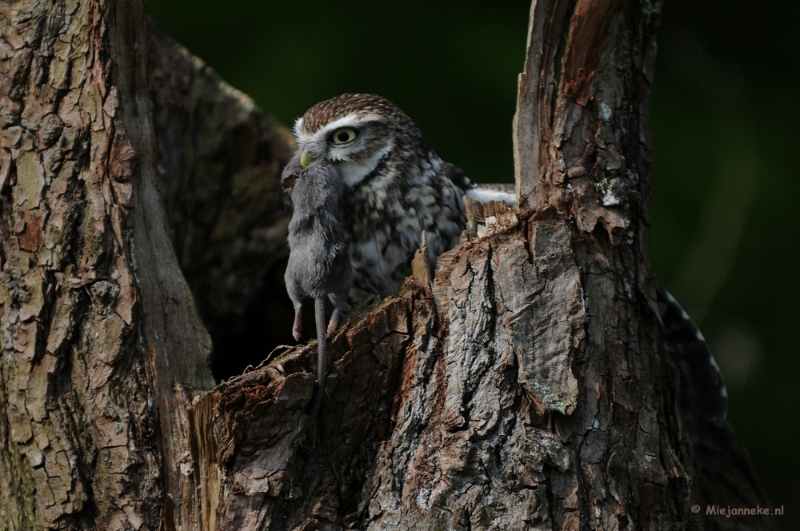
xmin=148 ymin=0 xmax=799 ymax=525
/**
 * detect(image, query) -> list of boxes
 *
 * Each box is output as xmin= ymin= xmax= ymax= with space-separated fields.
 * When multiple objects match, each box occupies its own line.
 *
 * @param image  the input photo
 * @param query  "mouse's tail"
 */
xmin=292 ymin=297 xmax=327 ymax=443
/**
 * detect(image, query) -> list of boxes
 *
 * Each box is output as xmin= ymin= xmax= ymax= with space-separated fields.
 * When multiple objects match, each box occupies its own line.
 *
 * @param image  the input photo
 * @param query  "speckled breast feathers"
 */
xmin=292 ymin=93 xmax=473 ymax=303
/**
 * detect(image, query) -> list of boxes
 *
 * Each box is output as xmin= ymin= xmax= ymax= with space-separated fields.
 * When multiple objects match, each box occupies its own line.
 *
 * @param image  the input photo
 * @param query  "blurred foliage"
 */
xmin=148 ymin=0 xmax=798 ymax=525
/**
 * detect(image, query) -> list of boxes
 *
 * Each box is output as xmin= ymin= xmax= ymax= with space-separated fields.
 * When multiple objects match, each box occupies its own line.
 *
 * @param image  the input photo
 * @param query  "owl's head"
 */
xmin=292 ymin=93 xmax=428 ymax=187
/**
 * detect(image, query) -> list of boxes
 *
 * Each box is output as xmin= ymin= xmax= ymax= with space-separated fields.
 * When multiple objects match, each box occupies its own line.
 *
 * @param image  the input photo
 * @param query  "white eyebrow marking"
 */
xmin=294 ymin=113 xmax=381 ymax=145
xmin=293 ymin=117 xmax=305 ymax=137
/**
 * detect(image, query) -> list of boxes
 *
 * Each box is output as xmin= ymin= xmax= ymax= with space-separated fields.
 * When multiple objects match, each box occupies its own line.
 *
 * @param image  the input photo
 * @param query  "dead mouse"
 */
xmin=283 ymin=157 xmax=352 ymax=442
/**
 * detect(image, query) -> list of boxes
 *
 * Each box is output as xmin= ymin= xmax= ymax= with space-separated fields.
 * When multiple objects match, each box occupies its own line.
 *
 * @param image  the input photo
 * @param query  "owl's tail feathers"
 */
xmin=657 ymin=282 xmax=728 ymax=421
xmin=466 ymin=185 xmax=518 ymax=208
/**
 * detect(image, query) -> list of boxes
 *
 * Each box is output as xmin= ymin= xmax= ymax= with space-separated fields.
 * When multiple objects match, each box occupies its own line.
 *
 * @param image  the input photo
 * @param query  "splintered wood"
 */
xmin=463 ymin=194 xmax=520 ymax=240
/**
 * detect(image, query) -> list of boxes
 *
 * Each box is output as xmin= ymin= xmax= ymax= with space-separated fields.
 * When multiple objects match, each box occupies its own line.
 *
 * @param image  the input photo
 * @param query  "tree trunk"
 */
xmin=0 ymin=1 xmax=775 ymax=531
xmin=0 ymin=0 xmax=289 ymax=529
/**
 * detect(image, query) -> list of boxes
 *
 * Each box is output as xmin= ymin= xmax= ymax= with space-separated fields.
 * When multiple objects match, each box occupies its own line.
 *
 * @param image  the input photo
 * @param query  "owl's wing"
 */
xmin=441 ymin=161 xmax=474 ymax=192
xmin=657 ymin=281 xmax=728 ymax=421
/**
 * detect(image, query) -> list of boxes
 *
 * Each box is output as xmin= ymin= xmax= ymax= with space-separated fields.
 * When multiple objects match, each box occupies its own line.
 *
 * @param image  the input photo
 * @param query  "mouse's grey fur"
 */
xmin=283 ymin=157 xmax=352 ymax=442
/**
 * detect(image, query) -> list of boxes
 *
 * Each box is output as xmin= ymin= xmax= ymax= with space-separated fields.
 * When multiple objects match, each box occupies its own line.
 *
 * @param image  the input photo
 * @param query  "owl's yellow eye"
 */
xmin=331 ymin=127 xmax=357 ymax=145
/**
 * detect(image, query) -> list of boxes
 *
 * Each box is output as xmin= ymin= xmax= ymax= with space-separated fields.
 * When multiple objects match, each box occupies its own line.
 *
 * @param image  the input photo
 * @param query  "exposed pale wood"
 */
xmin=513 ymin=0 xmax=573 ymax=210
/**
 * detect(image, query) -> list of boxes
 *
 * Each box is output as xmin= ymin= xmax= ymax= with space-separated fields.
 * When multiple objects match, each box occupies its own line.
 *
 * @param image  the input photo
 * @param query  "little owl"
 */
xmin=283 ymin=93 xmax=504 ymax=305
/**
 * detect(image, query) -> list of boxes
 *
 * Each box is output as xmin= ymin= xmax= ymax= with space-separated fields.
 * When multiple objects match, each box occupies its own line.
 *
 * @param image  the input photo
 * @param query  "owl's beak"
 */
xmin=299 ymin=149 xmax=313 ymax=169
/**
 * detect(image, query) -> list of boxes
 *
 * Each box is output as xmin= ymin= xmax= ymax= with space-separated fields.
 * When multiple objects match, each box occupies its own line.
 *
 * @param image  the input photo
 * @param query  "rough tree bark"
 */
xmin=0 ymin=0 xmax=776 ymax=531
xmin=0 ymin=0 xmax=289 ymax=529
